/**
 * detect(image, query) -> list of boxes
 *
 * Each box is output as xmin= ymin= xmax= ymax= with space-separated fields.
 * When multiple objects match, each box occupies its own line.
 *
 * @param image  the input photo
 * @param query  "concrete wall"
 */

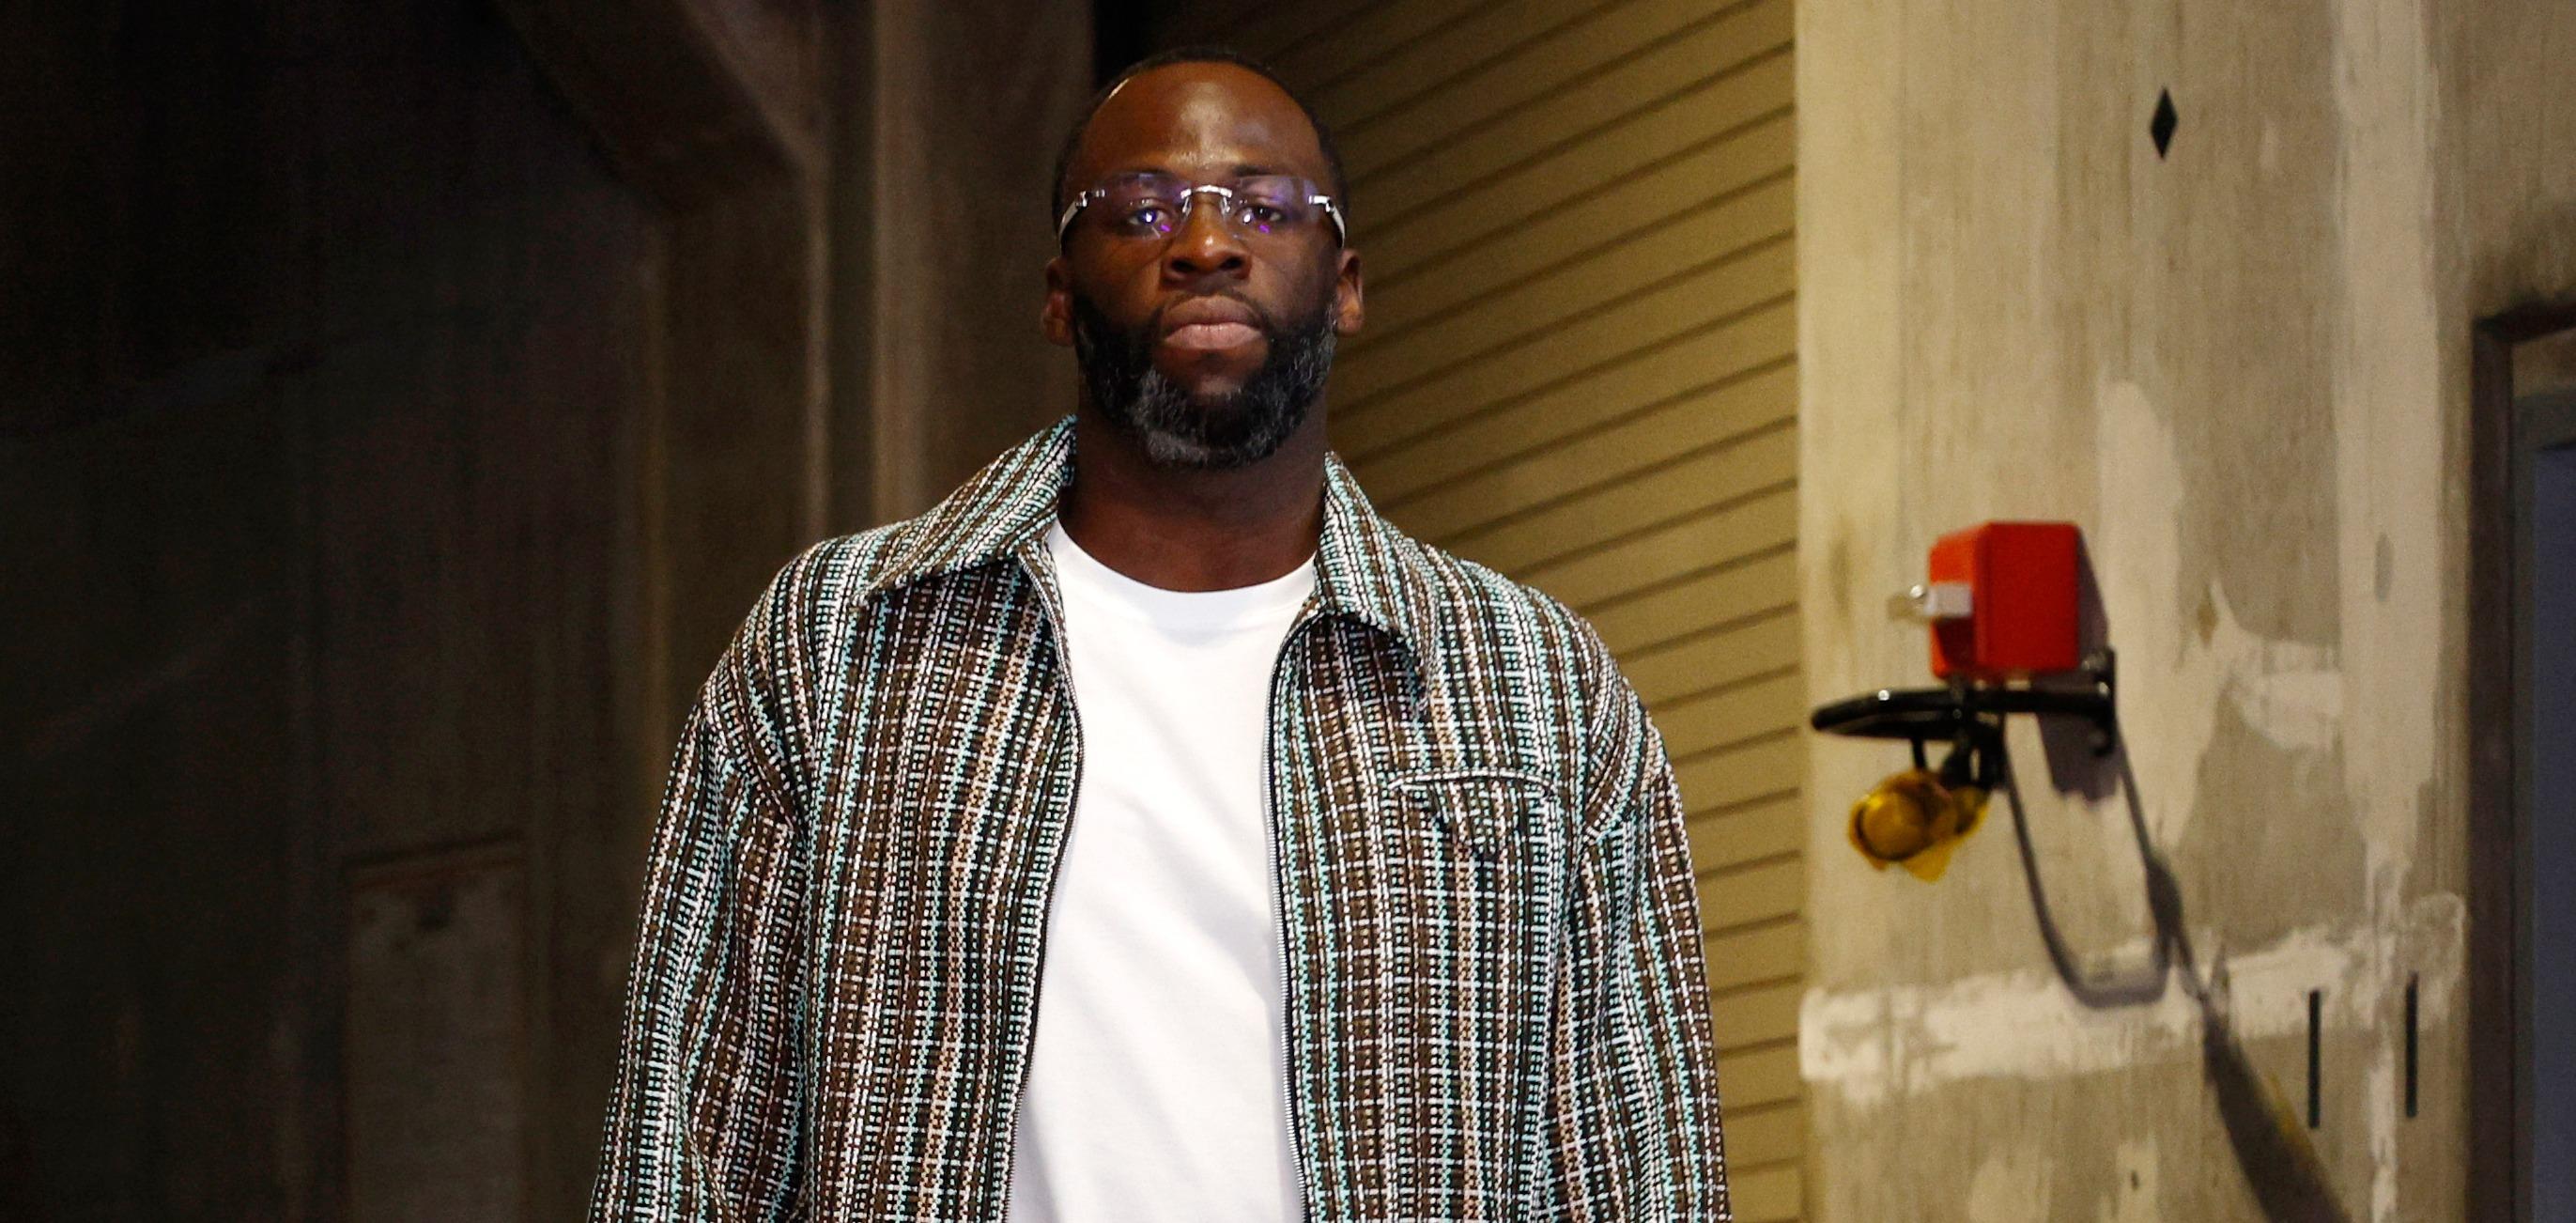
xmin=851 ymin=0 xmax=1090 ymax=520
xmin=3 ymin=4 xmax=663 ymax=1216
xmin=1797 ymin=0 xmax=2576 ymax=1217
xmin=0 ymin=2 xmax=1087 ymax=1217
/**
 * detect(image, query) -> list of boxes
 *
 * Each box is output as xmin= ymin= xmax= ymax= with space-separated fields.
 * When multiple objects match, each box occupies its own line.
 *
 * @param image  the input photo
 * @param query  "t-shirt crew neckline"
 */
xmin=1045 ymin=521 xmax=1317 ymax=632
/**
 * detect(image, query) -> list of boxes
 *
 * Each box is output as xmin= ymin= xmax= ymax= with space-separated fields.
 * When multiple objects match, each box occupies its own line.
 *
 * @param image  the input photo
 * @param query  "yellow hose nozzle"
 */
xmin=1847 ymin=768 xmax=1989 ymax=882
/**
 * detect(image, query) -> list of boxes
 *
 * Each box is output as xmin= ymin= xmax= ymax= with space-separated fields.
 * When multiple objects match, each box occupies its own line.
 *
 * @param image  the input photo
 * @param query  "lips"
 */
xmin=1159 ymin=297 xmax=1266 ymax=354
xmin=1165 ymin=321 xmax=1261 ymax=350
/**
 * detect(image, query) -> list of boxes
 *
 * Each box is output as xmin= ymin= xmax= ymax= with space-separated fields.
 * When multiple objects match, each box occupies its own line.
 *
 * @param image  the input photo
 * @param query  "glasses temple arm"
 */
xmin=1312 ymin=196 xmax=1349 ymax=247
xmin=1055 ymin=192 xmax=1098 ymax=244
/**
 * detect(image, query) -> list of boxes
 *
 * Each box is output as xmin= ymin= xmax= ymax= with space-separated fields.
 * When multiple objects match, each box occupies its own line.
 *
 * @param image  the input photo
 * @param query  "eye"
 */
xmin=1234 ymin=201 xmax=1288 ymax=228
xmin=1113 ymin=200 xmax=1173 ymax=235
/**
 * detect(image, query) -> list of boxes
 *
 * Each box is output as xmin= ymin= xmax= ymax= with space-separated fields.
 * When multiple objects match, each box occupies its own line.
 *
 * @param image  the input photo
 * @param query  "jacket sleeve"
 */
xmin=1537 ymin=643 xmax=1732 ymax=1221
xmin=591 ymin=643 xmax=810 ymax=1221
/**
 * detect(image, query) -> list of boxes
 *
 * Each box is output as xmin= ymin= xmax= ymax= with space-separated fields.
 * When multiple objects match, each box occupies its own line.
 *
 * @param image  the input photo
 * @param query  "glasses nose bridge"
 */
xmin=1165 ymin=183 xmax=1249 ymax=259
xmin=1173 ymin=182 xmax=1241 ymax=232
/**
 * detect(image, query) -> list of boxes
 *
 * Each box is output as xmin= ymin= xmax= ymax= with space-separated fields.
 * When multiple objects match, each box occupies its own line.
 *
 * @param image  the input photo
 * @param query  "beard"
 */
xmin=1069 ymin=286 xmax=1337 ymax=470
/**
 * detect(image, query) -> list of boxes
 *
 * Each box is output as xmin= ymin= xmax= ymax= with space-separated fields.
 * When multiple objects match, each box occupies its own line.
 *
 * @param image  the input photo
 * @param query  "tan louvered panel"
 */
xmin=1361 ymin=116 xmax=1794 ymax=333
xmin=1722 ymin=1100 xmax=1808 ymax=1183
xmin=1342 ymin=274 xmax=1793 ymax=465
xmin=1359 ymin=54 xmax=1792 ymax=269
xmin=1715 ymin=985 xmax=1809 ymax=1217
xmin=1372 ymin=358 xmax=1796 ymax=540
xmin=1726 ymin=1110 xmax=1805 ymax=1189
xmin=1703 ymin=855 xmax=1802 ymax=935
xmin=1150 ymin=3 xmax=1802 ymax=1213
xmin=1583 ymin=547 xmax=1801 ymax=657
xmin=1342 ymin=177 xmax=1793 ymax=395
xmin=1368 ymin=348 xmax=1792 ymax=540
xmin=1264 ymin=0 xmax=1498 ymax=89
xmin=1523 ymin=492 xmax=1797 ymax=640
xmin=1350 ymin=237 xmax=1793 ymax=427
xmin=1660 ymin=672 xmax=1806 ymax=763
xmin=1725 ymin=1042 xmax=1803 ymax=1107
xmin=1370 ymin=114 xmax=1793 ymax=320
xmin=1467 ymin=474 xmax=1793 ymax=596
xmin=1704 ymin=917 xmax=1802 ymax=994
xmin=1314 ymin=0 xmax=1632 ymax=136
xmin=1690 ymin=792 xmax=1803 ymax=875
xmin=1587 ymin=546 xmax=1797 ymax=653
xmin=1339 ymin=237 xmax=1794 ymax=434
xmin=1630 ymin=608 xmax=1799 ymax=705
xmin=1676 ymin=732 xmax=1801 ymax=814
xmin=1478 ymin=434 xmax=1795 ymax=583
xmin=1346 ymin=2 xmax=1792 ymax=215
xmin=1353 ymin=193 xmax=1794 ymax=411
xmin=1334 ymin=0 xmax=1779 ymax=179
xmin=1735 ymin=1166 xmax=1804 ymax=1222
xmin=1711 ymin=978 xmax=1804 ymax=1053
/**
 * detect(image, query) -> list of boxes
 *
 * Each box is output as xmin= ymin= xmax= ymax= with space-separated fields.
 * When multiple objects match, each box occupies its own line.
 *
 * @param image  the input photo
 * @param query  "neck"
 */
xmin=1057 ymin=402 xmax=1328 ymax=592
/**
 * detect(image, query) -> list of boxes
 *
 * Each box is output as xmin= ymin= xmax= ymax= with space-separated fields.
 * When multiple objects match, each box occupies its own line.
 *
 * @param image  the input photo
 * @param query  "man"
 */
xmin=591 ymin=48 xmax=1730 ymax=1222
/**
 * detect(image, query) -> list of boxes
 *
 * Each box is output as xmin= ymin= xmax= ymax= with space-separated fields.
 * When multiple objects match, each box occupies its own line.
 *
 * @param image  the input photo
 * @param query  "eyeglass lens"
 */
xmin=1094 ymin=175 xmax=1323 ymax=240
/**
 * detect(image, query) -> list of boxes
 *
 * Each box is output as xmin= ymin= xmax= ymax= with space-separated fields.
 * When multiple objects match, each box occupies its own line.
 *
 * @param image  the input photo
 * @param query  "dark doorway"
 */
xmin=2472 ymin=306 xmax=2576 ymax=1222
xmin=2522 ymin=390 xmax=2576 ymax=1219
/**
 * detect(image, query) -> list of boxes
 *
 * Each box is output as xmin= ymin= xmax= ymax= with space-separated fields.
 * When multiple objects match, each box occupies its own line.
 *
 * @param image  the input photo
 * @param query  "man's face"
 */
xmin=1043 ymin=63 xmax=1365 ymax=469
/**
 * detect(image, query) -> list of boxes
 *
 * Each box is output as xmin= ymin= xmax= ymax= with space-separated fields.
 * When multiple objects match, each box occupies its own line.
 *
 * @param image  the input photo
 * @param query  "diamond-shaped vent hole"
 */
xmin=2151 ymin=89 xmax=2178 ymax=159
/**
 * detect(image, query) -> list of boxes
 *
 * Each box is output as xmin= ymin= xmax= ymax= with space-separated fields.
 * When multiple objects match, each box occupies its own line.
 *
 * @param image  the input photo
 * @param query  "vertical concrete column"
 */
xmin=846 ymin=0 xmax=1091 ymax=525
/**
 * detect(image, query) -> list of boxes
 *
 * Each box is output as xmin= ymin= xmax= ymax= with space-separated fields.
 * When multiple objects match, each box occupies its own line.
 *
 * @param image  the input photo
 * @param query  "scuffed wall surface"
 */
xmin=2437 ymin=3 xmax=2576 ymax=318
xmin=861 ymin=0 xmax=1090 ymax=519
xmin=0 ymin=3 xmax=659 ymax=1217
xmin=1796 ymin=0 xmax=2576 ymax=1217
xmin=0 ymin=2 xmax=1095 ymax=1217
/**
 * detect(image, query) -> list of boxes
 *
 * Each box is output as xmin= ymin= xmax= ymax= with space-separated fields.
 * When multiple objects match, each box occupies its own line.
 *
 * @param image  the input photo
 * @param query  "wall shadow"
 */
xmin=1998 ymin=735 xmax=2352 ymax=1223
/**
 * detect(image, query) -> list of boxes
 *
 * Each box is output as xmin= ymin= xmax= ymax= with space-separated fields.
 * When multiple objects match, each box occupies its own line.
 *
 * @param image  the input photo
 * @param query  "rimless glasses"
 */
xmin=1057 ymin=172 xmax=1348 ymax=249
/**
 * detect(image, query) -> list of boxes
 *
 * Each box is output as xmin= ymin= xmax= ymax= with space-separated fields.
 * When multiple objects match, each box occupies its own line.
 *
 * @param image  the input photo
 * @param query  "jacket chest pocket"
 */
xmin=1371 ymin=768 xmax=1559 ymax=1169
xmin=1388 ymin=767 xmax=1561 ymax=867
xmin=1379 ymin=767 xmax=1561 ymax=978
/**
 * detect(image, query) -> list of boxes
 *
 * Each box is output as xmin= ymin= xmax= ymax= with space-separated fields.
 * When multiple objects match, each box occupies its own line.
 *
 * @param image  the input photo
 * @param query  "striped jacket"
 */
xmin=592 ymin=416 xmax=1730 ymax=1221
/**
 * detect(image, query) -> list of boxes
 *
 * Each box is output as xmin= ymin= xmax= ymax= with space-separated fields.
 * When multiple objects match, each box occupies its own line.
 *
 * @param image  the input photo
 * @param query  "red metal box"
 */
xmin=1926 ymin=521 xmax=2081 ymax=680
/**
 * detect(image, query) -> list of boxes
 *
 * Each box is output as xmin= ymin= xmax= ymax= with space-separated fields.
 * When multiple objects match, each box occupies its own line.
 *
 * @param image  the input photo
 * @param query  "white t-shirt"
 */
xmin=1003 ymin=522 xmax=1318 ymax=1223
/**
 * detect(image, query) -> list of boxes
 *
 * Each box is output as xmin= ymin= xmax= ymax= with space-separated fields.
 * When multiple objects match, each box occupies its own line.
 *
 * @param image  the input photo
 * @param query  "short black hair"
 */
xmin=1049 ymin=46 xmax=1348 ymax=225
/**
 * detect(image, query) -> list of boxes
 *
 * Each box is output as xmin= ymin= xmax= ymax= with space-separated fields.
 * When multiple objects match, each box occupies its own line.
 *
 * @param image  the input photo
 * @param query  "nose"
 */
xmin=1162 ymin=194 xmax=1249 ymax=282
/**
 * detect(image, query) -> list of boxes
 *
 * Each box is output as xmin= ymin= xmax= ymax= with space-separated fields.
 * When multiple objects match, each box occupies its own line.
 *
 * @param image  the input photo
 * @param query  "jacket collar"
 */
xmin=863 ymin=414 xmax=1443 ymax=687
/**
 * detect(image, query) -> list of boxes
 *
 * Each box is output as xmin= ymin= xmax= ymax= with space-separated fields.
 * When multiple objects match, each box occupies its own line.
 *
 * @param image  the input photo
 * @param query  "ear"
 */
xmin=1333 ymin=247 xmax=1365 ymax=338
xmin=1041 ymin=255 xmax=1075 ymax=348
